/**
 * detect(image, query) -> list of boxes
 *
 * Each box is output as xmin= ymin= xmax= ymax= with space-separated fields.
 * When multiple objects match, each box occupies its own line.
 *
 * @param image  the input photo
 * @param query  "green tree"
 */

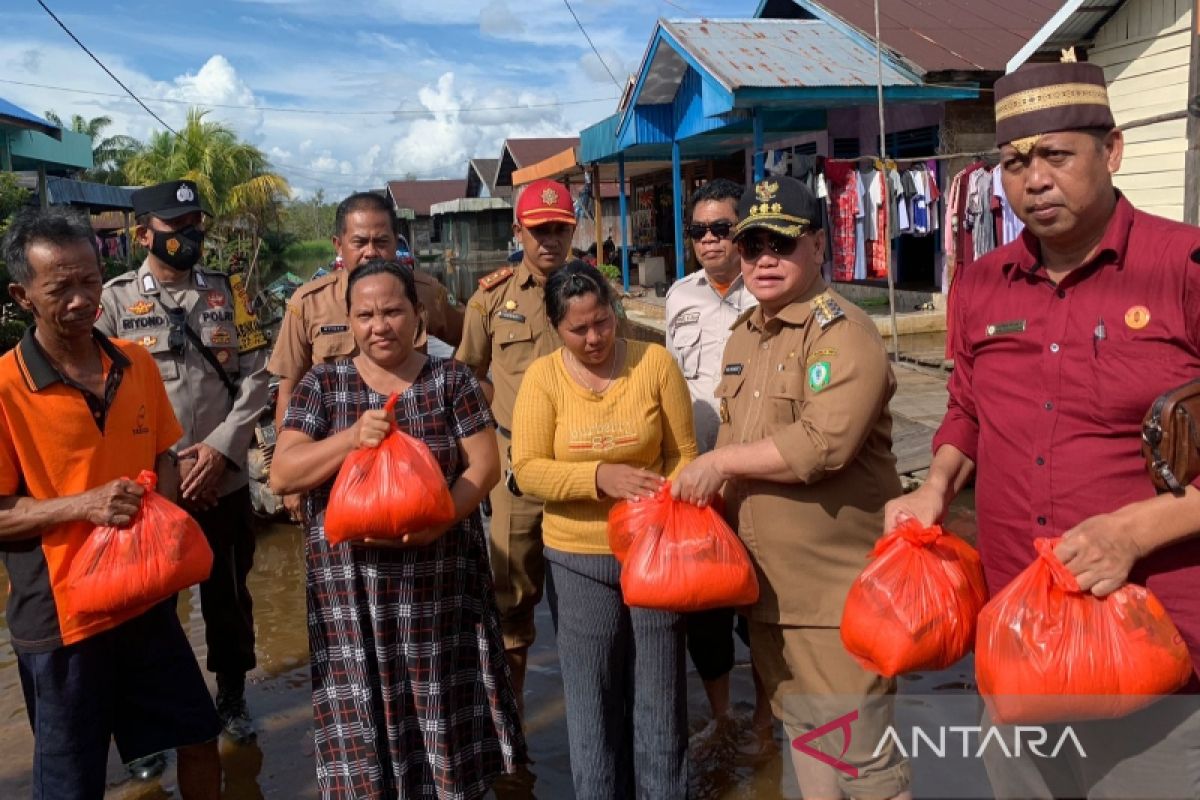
xmin=43 ymin=111 xmax=141 ymax=185
xmin=123 ymin=108 xmax=291 ymax=271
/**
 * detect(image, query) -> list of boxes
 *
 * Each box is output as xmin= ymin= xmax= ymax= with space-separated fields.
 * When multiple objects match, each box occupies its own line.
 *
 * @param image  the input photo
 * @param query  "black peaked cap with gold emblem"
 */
xmin=994 ymin=62 xmax=1115 ymax=150
xmin=131 ymin=179 xmax=209 ymax=220
xmin=733 ymin=175 xmax=819 ymax=240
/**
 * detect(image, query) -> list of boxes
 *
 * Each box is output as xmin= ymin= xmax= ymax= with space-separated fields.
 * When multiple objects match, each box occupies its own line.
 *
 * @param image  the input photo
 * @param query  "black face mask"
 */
xmin=150 ymin=225 xmax=205 ymax=271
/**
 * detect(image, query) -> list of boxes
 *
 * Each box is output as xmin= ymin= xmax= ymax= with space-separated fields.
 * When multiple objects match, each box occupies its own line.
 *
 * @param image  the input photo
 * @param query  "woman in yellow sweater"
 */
xmin=511 ymin=261 xmax=697 ymax=799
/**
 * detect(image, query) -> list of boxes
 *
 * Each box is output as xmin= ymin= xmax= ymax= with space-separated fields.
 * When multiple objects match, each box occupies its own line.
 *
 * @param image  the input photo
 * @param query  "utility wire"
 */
xmin=0 ymin=77 xmax=620 ymax=116
xmin=562 ymin=0 xmax=621 ymax=89
xmin=34 ymin=0 xmax=179 ymax=136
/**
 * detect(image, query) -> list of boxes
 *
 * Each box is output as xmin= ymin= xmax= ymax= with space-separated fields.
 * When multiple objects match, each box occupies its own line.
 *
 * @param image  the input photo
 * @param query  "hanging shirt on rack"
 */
xmin=859 ymin=166 xmax=880 ymax=242
xmin=853 ymin=169 xmax=868 ymax=280
xmin=909 ymin=168 xmax=930 ymax=235
xmin=991 ymin=166 xmax=1024 ymax=245
xmin=970 ymin=167 xmax=995 ymax=260
xmin=825 ymin=160 xmax=859 ymax=283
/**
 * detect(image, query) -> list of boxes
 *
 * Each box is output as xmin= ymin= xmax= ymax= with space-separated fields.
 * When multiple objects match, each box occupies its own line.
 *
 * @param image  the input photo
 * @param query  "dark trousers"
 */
xmin=193 ymin=485 xmax=257 ymax=676
xmin=685 ymin=606 xmax=750 ymax=682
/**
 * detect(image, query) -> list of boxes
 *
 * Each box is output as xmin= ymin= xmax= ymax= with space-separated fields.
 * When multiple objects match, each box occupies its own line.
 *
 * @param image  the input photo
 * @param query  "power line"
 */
xmin=562 ymin=0 xmax=621 ymax=89
xmin=0 ymin=77 xmax=620 ymax=116
xmin=34 ymin=0 xmax=179 ymax=136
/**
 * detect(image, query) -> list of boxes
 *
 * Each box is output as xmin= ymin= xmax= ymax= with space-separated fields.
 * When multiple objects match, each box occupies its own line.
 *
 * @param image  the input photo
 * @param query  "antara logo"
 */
xmin=791 ymin=710 xmax=860 ymax=778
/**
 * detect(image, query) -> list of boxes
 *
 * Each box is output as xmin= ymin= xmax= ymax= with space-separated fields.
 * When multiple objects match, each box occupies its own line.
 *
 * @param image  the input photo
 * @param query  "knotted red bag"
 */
xmin=324 ymin=393 xmax=456 ymax=545
xmin=616 ymin=481 xmax=758 ymax=612
xmin=607 ymin=483 xmax=670 ymax=564
xmin=66 ymin=470 xmax=213 ymax=617
xmin=841 ymin=519 xmax=988 ymax=677
xmin=976 ymin=537 xmax=1193 ymax=724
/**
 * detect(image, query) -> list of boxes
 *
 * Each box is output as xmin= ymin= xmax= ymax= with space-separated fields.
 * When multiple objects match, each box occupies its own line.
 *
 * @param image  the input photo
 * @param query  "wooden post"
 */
xmin=593 ymin=163 xmax=603 ymax=260
xmin=1184 ymin=0 xmax=1200 ymax=225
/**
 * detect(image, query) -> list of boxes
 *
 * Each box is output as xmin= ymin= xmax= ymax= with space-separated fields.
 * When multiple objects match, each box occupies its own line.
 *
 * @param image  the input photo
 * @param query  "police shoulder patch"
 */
xmin=103 ymin=270 xmax=137 ymax=288
xmin=478 ymin=266 xmax=514 ymax=291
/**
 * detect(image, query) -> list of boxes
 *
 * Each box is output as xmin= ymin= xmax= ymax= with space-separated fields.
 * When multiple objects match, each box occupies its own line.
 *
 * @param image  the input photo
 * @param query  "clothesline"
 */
xmin=826 ymin=148 xmax=1000 ymax=164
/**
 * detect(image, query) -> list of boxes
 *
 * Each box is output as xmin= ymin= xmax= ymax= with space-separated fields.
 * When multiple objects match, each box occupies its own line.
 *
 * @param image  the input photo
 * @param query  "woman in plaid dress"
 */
xmin=271 ymin=260 xmax=526 ymax=799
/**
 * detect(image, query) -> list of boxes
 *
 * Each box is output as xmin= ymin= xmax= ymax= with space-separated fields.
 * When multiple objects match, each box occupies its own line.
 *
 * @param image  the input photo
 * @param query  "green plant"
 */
xmin=598 ymin=263 xmax=621 ymax=282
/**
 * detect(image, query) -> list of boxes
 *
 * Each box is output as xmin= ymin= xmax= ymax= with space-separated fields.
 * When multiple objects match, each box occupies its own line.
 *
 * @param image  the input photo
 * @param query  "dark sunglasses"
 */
xmin=736 ymin=231 xmax=804 ymax=260
xmin=166 ymin=307 xmax=187 ymax=356
xmin=685 ymin=221 xmax=734 ymax=241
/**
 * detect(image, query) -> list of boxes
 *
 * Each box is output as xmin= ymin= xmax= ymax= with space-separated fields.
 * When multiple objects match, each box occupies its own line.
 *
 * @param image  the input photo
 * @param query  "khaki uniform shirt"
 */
xmin=267 ymin=267 xmax=462 ymax=382
xmin=715 ymin=282 xmax=900 ymax=626
xmin=664 ymin=271 xmax=757 ymax=452
xmin=97 ymin=262 xmax=271 ymax=497
xmin=455 ymin=263 xmax=561 ymax=432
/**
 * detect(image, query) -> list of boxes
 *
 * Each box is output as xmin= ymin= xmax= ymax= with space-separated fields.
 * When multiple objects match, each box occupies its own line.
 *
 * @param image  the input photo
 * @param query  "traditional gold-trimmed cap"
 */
xmin=733 ymin=176 xmax=818 ymax=240
xmin=994 ymin=62 xmax=1114 ymax=152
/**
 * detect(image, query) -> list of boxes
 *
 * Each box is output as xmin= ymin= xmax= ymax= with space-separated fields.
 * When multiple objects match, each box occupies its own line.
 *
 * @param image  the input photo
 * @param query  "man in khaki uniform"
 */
xmin=268 ymin=192 xmax=462 ymax=516
xmin=455 ymin=178 xmax=575 ymax=713
xmin=674 ymin=176 xmax=911 ymax=799
xmin=97 ymin=180 xmax=271 ymax=769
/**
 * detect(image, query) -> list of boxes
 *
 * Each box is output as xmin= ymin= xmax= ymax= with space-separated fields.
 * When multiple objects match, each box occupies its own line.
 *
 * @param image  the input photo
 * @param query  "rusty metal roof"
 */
xmin=769 ymin=0 xmax=1064 ymax=74
xmin=385 ymin=179 xmax=468 ymax=217
xmin=659 ymin=19 xmax=925 ymax=95
xmin=1006 ymin=0 xmax=1126 ymax=72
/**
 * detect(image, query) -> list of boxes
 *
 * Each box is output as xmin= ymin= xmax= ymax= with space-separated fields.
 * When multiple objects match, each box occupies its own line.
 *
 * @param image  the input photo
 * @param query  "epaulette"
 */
xmin=812 ymin=293 xmax=846 ymax=330
xmin=292 ymin=271 xmax=339 ymax=300
xmin=103 ymin=270 xmax=137 ymax=288
xmin=478 ymin=266 xmax=514 ymax=291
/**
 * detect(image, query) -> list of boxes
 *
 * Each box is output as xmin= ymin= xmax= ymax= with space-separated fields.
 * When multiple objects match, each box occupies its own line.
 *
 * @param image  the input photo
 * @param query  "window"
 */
xmin=833 ymin=137 xmax=860 ymax=160
xmin=793 ymin=142 xmax=818 ymax=156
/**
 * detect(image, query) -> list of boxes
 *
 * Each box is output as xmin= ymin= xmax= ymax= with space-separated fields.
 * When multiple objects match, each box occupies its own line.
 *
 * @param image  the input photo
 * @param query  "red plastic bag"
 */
xmin=324 ymin=393 xmax=456 ymax=546
xmin=976 ymin=537 xmax=1193 ymax=724
xmin=617 ymin=481 xmax=758 ymax=612
xmin=66 ymin=470 xmax=213 ymax=617
xmin=607 ymin=483 xmax=670 ymax=564
xmin=841 ymin=519 xmax=987 ymax=677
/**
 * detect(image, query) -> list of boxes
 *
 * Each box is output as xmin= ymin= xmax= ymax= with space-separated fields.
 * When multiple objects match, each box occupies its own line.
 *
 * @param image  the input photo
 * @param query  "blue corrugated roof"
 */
xmin=46 ymin=177 xmax=133 ymax=211
xmin=661 ymin=19 xmax=924 ymax=92
xmin=0 ymin=97 xmax=61 ymax=138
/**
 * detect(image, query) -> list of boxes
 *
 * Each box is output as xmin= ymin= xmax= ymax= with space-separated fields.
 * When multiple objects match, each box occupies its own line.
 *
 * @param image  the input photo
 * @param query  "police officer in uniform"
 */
xmin=455 ymin=179 xmax=576 ymax=715
xmin=97 ymin=180 xmax=271 ymax=776
xmin=674 ymin=176 xmax=911 ymax=800
xmin=268 ymin=191 xmax=462 ymax=518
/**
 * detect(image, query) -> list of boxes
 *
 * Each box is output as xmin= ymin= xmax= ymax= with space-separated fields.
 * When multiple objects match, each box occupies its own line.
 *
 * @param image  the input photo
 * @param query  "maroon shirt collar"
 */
xmin=1005 ymin=191 xmax=1134 ymax=281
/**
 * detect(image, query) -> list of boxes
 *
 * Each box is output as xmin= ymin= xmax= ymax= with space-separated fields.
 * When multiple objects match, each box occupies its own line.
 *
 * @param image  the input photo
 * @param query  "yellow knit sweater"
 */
xmin=511 ymin=339 xmax=698 ymax=554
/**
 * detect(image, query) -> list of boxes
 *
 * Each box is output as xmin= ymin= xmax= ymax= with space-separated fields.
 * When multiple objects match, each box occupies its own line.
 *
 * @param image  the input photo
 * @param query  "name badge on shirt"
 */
xmin=498 ymin=310 xmax=526 ymax=323
xmin=319 ymin=324 xmax=349 ymax=335
xmin=673 ymin=311 xmax=700 ymax=329
xmin=724 ymin=363 xmax=744 ymax=375
xmin=985 ymin=319 xmax=1027 ymax=336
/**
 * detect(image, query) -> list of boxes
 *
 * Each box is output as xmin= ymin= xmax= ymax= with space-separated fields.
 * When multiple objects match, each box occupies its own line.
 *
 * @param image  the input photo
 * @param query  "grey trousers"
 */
xmin=545 ymin=547 xmax=688 ymax=800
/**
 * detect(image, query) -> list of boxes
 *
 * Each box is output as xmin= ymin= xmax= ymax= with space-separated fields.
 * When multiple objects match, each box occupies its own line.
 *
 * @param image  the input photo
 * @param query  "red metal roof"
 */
xmin=784 ymin=0 xmax=1064 ymax=73
xmin=386 ymin=179 xmax=468 ymax=217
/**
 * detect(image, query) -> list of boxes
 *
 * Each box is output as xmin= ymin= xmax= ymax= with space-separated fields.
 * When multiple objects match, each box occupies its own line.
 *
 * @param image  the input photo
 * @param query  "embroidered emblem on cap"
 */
xmin=176 ymin=183 xmax=195 ymax=203
xmin=127 ymin=300 xmax=154 ymax=316
xmin=755 ymin=181 xmax=779 ymax=203
xmin=1124 ymin=305 xmax=1151 ymax=330
xmin=541 ymin=188 xmax=559 ymax=206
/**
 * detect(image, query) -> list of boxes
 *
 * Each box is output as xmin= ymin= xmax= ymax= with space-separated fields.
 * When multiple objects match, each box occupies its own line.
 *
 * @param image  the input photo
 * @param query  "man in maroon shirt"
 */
xmin=887 ymin=62 xmax=1200 ymax=797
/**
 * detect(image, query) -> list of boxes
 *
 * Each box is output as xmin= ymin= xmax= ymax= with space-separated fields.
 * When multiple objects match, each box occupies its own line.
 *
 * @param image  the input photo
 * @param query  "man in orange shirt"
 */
xmin=0 ymin=208 xmax=221 ymax=799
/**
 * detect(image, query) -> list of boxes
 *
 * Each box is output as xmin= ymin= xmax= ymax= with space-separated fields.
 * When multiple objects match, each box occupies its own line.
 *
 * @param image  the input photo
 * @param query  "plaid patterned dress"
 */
xmin=283 ymin=357 xmax=526 ymax=800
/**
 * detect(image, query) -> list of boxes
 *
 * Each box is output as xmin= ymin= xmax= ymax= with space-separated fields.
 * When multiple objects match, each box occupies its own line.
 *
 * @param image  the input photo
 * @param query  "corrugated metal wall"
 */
xmin=1091 ymin=0 xmax=1191 ymax=220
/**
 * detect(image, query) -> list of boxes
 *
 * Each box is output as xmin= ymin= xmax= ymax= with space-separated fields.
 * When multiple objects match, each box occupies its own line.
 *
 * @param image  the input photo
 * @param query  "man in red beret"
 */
xmin=888 ymin=61 xmax=1200 ymax=797
xmin=456 ymin=179 xmax=576 ymax=719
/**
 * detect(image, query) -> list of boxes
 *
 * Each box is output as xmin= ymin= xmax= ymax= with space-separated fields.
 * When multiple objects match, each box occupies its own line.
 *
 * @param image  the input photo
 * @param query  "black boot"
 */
xmin=127 ymin=751 xmax=168 ymax=781
xmin=216 ymin=672 xmax=256 ymax=745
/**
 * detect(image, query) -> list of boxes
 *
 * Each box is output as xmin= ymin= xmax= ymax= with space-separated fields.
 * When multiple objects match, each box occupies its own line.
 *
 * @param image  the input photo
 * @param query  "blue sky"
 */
xmin=2 ymin=0 xmax=759 ymax=197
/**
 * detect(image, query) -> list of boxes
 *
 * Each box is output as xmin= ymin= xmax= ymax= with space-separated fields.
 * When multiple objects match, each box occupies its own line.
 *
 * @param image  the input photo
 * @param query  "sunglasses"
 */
xmin=736 ymin=231 xmax=805 ymax=260
xmin=166 ymin=307 xmax=187 ymax=356
xmin=685 ymin=221 xmax=734 ymax=241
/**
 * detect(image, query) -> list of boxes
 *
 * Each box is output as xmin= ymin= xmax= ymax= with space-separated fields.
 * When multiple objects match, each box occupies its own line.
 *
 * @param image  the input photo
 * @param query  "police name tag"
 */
xmin=498 ymin=310 xmax=526 ymax=323
xmin=724 ymin=363 xmax=744 ymax=375
xmin=985 ymin=319 xmax=1027 ymax=336
xmin=319 ymin=324 xmax=349 ymax=335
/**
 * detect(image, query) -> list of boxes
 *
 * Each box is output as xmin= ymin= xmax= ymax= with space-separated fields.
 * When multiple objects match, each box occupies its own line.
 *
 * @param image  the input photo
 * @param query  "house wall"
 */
xmin=1090 ymin=0 xmax=1192 ymax=221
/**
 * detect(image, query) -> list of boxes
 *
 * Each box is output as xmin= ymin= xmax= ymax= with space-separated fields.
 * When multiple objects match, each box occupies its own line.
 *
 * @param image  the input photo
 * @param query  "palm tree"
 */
xmin=43 ymin=111 xmax=141 ymax=185
xmin=123 ymin=108 xmax=291 ymax=270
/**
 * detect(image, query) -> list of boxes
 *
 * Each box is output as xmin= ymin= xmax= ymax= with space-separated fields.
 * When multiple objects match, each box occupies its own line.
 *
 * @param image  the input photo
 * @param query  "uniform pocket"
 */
xmin=312 ymin=331 xmax=355 ymax=363
xmin=496 ymin=321 xmax=534 ymax=372
xmin=671 ymin=324 xmax=702 ymax=379
xmin=767 ymin=372 xmax=805 ymax=425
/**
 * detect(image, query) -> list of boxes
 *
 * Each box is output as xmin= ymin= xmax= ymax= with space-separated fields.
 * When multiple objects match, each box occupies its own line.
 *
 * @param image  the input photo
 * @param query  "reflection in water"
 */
xmin=0 ymin=481 xmax=977 ymax=799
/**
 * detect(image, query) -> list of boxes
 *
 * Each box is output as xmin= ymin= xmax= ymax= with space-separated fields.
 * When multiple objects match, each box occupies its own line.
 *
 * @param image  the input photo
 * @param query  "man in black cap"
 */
xmin=98 ymin=180 xmax=270 ymax=777
xmin=674 ymin=175 xmax=911 ymax=799
xmin=888 ymin=61 xmax=1200 ymax=797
